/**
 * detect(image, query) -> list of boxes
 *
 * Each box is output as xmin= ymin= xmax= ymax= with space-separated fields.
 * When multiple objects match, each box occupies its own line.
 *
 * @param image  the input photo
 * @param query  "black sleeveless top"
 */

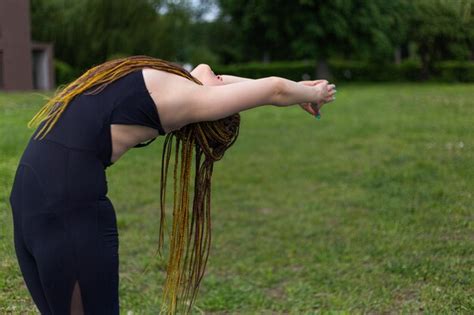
xmin=109 ymin=70 xmax=166 ymax=147
xmin=32 ymin=69 xmax=167 ymax=169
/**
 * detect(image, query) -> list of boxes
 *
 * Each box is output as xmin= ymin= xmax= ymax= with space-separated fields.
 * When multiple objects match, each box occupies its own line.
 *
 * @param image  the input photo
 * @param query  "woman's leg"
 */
xmin=10 ymin=165 xmax=53 ymax=314
xmin=21 ymin=199 xmax=119 ymax=314
xmin=10 ymin=164 xmax=119 ymax=314
xmin=63 ymin=198 xmax=120 ymax=314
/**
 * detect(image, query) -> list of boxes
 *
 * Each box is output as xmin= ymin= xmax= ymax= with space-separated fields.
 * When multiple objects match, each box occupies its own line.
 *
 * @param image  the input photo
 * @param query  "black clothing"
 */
xmin=8 ymin=69 xmax=166 ymax=314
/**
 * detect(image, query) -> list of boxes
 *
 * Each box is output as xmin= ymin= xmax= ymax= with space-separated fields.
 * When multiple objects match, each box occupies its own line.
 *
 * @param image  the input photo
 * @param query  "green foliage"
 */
xmin=329 ymin=59 xmax=424 ymax=82
xmin=217 ymin=0 xmax=411 ymax=63
xmin=188 ymin=46 xmax=221 ymax=66
xmin=213 ymin=60 xmax=474 ymax=82
xmin=1 ymin=84 xmax=473 ymax=312
xmin=54 ymin=59 xmax=78 ymax=86
xmin=213 ymin=60 xmax=315 ymax=81
xmin=434 ymin=61 xmax=474 ymax=82
xmin=31 ymin=0 xmax=192 ymax=72
xmin=407 ymin=0 xmax=474 ymax=78
xmin=29 ymin=0 xmax=474 ymax=82
xmin=189 ymin=20 xmax=241 ymax=64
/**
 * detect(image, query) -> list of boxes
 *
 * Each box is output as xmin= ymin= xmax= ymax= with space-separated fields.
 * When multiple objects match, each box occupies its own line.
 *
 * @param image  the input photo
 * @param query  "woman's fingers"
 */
xmin=299 ymin=79 xmax=328 ymax=87
xmin=300 ymin=102 xmax=317 ymax=115
xmin=313 ymin=80 xmax=328 ymax=85
xmin=327 ymin=84 xmax=337 ymax=100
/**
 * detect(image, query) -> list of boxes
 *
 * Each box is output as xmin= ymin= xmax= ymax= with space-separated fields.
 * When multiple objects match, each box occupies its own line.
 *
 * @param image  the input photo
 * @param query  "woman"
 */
xmin=8 ymin=56 xmax=336 ymax=315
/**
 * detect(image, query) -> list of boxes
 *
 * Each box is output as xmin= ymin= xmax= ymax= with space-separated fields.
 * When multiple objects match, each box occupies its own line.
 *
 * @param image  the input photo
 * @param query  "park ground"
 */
xmin=0 ymin=83 xmax=472 ymax=314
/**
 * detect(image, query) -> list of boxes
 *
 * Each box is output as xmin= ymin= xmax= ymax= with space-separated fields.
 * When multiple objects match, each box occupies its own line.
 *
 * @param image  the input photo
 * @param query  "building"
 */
xmin=0 ymin=0 xmax=54 ymax=91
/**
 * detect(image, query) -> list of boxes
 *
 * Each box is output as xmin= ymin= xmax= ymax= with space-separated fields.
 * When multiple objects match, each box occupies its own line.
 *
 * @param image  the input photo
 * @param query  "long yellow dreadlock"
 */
xmin=27 ymin=55 xmax=240 ymax=314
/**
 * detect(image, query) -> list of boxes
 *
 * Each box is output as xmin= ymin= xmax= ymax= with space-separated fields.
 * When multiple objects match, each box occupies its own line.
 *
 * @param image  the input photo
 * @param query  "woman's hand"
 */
xmin=298 ymin=80 xmax=336 ymax=116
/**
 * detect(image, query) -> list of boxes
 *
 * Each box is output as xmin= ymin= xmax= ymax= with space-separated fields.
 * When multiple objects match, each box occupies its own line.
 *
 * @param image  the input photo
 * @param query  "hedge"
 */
xmin=434 ymin=61 xmax=474 ymax=82
xmin=212 ymin=59 xmax=474 ymax=82
xmin=212 ymin=60 xmax=315 ymax=82
xmin=54 ymin=59 xmax=80 ymax=86
xmin=54 ymin=59 xmax=474 ymax=86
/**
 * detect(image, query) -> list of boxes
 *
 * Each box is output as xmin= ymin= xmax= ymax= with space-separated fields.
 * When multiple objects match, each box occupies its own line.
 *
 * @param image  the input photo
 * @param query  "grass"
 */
xmin=0 ymin=83 xmax=473 ymax=314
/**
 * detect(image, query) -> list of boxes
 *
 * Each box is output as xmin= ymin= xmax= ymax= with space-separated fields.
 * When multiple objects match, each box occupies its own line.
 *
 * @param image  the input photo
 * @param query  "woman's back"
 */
xmin=23 ymin=69 xmax=166 ymax=170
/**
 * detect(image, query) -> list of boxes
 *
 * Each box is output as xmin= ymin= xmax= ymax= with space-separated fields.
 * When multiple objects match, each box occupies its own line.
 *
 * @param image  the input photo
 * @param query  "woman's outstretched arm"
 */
xmin=143 ymin=69 xmax=335 ymax=131
xmin=184 ymin=77 xmax=335 ymax=123
xmin=190 ymin=64 xmax=254 ymax=85
xmin=218 ymin=74 xmax=254 ymax=84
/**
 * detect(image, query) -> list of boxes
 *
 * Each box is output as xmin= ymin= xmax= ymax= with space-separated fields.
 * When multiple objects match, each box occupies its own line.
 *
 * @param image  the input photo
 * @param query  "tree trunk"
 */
xmin=394 ymin=46 xmax=401 ymax=65
xmin=420 ymin=50 xmax=431 ymax=80
xmin=263 ymin=51 xmax=270 ymax=64
xmin=315 ymin=58 xmax=332 ymax=80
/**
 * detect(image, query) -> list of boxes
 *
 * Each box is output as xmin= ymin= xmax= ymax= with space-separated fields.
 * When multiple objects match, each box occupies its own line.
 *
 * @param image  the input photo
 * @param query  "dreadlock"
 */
xmin=27 ymin=55 xmax=240 ymax=314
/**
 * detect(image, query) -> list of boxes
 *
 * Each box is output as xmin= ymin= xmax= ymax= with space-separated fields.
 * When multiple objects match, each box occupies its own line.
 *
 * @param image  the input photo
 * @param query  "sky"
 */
xmin=192 ymin=0 xmax=220 ymax=21
xmin=159 ymin=0 xmax=220 ymax=21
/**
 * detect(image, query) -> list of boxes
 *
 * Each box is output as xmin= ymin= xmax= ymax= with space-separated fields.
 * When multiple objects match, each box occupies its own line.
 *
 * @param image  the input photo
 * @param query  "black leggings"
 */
xmin=9 ymin=139 xmax=119 ymax=314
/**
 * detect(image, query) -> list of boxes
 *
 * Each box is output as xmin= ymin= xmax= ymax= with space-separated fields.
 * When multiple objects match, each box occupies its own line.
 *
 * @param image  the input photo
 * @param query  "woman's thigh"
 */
xmin=11 ymin=178 xmax=120 ymax=314
xmin=52 ymin=198 xmax=120 ymax=314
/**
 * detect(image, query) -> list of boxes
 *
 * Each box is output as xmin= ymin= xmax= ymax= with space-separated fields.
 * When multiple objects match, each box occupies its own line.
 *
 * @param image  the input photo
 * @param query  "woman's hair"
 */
xmin=27 ymin=55 xmax=240 ymax=314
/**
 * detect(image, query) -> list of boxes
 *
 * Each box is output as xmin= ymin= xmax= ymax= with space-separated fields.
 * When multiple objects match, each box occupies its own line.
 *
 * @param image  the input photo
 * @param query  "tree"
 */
xmin=407 ymin=0 xmax=474 ymax=78
xmin=31 ymin=0 xmax=194 ymax=72
xmin=216 ymin=0 xmax=410 ymax=77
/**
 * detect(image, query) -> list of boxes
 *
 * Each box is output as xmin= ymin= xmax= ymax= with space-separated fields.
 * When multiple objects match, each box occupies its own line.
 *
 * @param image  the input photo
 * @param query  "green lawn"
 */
xmin=1 ymin=83 xmax=473 ymax=314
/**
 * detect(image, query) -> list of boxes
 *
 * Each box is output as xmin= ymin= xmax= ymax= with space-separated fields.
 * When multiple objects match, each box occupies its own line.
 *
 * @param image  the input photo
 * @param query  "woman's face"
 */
xmin=190 ymin=64 xmax=224 ymax=86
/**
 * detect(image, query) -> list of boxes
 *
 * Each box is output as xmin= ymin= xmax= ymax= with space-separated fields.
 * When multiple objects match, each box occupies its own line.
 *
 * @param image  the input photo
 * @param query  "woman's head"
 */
xmin=190 ymin=63 xmax=224 ymax=86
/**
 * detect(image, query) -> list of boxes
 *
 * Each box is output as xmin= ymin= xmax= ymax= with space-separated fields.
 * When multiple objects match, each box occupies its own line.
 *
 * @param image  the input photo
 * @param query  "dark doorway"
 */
xmin=32 ymin=48 xmax=50 ymax=90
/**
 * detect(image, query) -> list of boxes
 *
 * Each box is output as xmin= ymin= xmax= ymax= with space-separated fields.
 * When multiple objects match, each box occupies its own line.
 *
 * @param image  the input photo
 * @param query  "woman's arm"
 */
xmin=218 ymin=74 xmax=254 ymax=84
xmin=190 ymin=64 xmax=254 ymax=85
xmin=187 ymin=77 xmax=334 ymax=124
xmin=145 ymin=70 xmax=333 ymax=130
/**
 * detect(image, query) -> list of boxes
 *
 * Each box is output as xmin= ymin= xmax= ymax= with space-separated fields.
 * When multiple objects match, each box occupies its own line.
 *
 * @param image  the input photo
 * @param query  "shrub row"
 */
xmin=212 ymin=59 xmax=474 ymax=83
xmin=54 ymin=59 xmax=474 ymax=86
xmin=212 ymin=60 xmax=315 ymax=82
xmin=434 ymin=61 xmax=474 ymax=82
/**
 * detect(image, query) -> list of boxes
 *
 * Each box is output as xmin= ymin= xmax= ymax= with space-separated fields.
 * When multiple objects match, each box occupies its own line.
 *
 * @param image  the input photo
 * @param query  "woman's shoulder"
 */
xmin=142 ymin=68 xmax=201 ymax=106
xmin=142 ymin=67 xmax=196 ymax=89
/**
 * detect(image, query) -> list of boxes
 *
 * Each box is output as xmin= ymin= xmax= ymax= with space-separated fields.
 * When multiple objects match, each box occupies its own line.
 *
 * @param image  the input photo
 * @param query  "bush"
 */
xmin=434 ymin=61 xmax=474 ymax=82
xmin=189 ymin=46 xmax=221 ymax=67
xmin=212 ymin=59 xmax=473 ymax=82
xmin=54 ymin=59 xmax=78 ymax=86
xmin=212 ymin=60 xmax=314 ymax=81
xmin=329 ymin=59 xmax=425 ymax=82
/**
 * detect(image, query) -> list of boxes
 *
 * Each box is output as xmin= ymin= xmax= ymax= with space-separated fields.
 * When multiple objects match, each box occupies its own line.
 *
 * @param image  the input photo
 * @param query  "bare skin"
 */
xmin=108 ymin=63 xmax=336 ymax=164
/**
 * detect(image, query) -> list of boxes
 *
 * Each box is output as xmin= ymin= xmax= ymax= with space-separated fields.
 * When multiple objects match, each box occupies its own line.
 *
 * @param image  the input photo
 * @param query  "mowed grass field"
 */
xmin=0 ymin=83 xmax=472 ymax=314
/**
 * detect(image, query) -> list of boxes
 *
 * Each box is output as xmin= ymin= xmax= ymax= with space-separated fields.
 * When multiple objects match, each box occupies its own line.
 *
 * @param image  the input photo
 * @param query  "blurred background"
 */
xmin=0 ymin=0 xmax=473 ymax=90
xmin=0 ymin=0 xmax=473 ymax=314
